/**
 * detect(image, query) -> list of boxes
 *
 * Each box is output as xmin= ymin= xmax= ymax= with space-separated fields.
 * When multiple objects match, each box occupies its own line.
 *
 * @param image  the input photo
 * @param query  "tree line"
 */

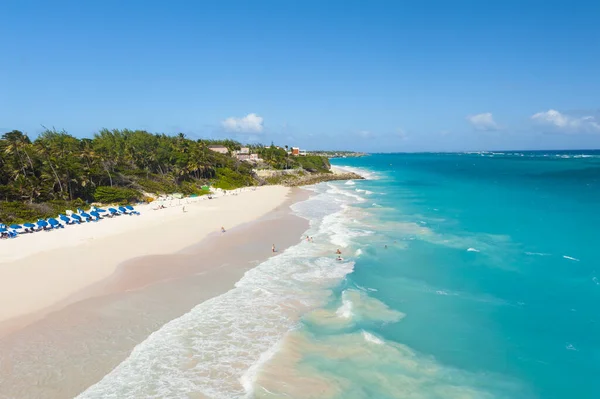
xmin=0 ymin=128 xmax=254 ymax=204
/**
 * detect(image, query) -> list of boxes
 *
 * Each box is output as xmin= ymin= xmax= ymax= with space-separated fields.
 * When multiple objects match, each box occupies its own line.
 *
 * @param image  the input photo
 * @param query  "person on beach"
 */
xmin=182 ymin=206 xmax=186 ymax=213
xmin=306 ymin=236 xmax=310 ymax=242
xmin=336 ymin=249 xmax=342 ymax=255
xmin=272 ymin=244 xmax=276 ymax=253
xmin=336 ymin=255 xmax=343 ymax=261
xmin=221 ymin=226 xmax=226 ymax=233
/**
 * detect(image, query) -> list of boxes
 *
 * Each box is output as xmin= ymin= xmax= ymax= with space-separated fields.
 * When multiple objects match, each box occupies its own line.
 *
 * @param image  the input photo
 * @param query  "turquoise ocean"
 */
xmin=79 ymin=152 xmax=600 ymax=399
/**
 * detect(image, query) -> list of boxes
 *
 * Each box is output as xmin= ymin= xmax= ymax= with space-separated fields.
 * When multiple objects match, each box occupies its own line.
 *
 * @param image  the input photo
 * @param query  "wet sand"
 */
xmin=0 ymin=189 xmax=310 ymax=399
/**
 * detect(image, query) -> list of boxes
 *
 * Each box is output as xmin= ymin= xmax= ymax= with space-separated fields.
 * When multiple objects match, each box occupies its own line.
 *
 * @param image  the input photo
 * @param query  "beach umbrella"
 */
xmin=90 ymin=211 xmax=100 ymax=218
xmin=10 ymin=224 xmax=23 ymax=229
xmin=37 ymin=220 xmax=48 ymax=227
xmin=118 ymin=206 xmax=127 ymax=213
xmin=96 ymin=208 xmax=107 ymax=213
xmin=24 ymin=222 xmax=36 ymax=228
xmin=71 ymin=214 xmax=82 ymax=221
xmin=59 ymin=214 xmax=71 ymax=222
xmin=108 ymin=208 xmax=118 ymax=214
xmin=48 ymin=218 xmax=59 ymax=226
xmin=80 ymin=212 xmax=91 ymax=218
xmin=125 ymin=205 xmax=134 ymax=211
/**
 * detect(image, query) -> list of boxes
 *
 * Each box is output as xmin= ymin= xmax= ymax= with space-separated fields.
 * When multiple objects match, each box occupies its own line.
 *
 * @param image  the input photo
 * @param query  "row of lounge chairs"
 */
xmin=0 ymin=205 xmax=140 ymax=239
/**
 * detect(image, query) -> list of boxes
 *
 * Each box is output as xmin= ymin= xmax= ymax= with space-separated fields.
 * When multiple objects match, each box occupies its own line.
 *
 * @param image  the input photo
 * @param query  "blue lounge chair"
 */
xmin=23 ymin=222 xmax=36 ymax=233
xmin=125 ymin=205 xmax=140 ymax=215
xmin=37 ymin=219 xmax=50 ymax=231
xmin=47 ymin=218 xmax=63 ymax=229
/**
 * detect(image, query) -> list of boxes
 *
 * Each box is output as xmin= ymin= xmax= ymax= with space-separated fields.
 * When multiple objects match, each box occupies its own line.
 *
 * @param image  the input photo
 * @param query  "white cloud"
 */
xmin=531 ymin=109 xmax=600 ymax=134
xmin=466 ymin=112 xmax=500 ymax=131
xmin=221 ymin=113 xmax=264 ymax=133
xmin=357 ymin=130 xmax=374 ymax=139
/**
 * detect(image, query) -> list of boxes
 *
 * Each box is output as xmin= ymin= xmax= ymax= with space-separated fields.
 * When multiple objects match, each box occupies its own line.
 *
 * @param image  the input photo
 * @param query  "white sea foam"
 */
xmin=525 ymin=251 xmax=551 ymax=256
xmin=326 ymin=183 xmax=366 ymax=202
xmin=240 ymin=339 xmax=282 ymax=398
xmin=355 ymin=248 xmax=363 ymax=257
xmin=333 ymin=165 xmax=379 ymax=180
xmin=78 ymin=182 xmax=363 ymax=399
xmin=467 ymin=247 xmax=480 ymax=252
xmin=336 ymin=294 xmax=354 ymax=319
xmin=362 ymin=331 xmax=384 ymax=345
xmin=563 ymin=255 xmax=580 ymax=262
xmin=345 ymin=180 xmax=356 ymax=185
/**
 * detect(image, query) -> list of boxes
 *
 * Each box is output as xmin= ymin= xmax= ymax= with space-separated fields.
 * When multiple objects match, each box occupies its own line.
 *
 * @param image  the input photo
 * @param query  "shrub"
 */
xmin=0 ymin=199 xmax=89 ymax=224
xmin=180 ymin=181 xmax=211 ymax=196
xmin=213 ymin=167 xmax=256 ymax=190
xmin=294 ymin=156 xmax=331 ymax=173
xmin=93 ymin=186 xmax=141 ymax=204
xmin=136 ymin=178 xmax=177 ymax=194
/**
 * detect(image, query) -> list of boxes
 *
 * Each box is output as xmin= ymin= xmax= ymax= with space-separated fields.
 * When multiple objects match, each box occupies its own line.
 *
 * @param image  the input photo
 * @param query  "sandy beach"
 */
xmin=0 ymin=186 xmax=290 ymax=327
xmin=0 ymin=185 xmax=310 ymax=398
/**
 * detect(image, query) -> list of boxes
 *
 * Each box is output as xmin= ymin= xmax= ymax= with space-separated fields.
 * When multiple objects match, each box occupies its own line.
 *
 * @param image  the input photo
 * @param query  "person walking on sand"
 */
xmin=182 ymin=206 xmax=186 ymax=213
xmin=221 ymin=226 xmax=226 ymax=233
xmin=272 ymin=244 xmax=276 ymax=253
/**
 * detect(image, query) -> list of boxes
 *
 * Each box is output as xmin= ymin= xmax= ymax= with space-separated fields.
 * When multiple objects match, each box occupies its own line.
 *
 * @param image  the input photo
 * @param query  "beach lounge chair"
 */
xmin=47 ymin=218 xmax=63 ymax=229
xmin=37 ymin=219 xmax=50 ymax=231
xmin=118 ymin=206 xmax=132 ymax=215
xmin=0 ymin=227 xmax=11 ymax=239
xmin=78 ymin=209 xmax=92 ymax=222
xmin=95 ymin=208 xmax=108 ymax=218
xmin=23 ymin=222 xmax=36 ymax=232
xmin=125 ymin=205 xmax=140 ymax=215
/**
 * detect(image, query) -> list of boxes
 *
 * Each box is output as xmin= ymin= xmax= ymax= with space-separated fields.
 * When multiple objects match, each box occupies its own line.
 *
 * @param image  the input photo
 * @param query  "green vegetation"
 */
xmin=212 ymin=167 xmax=255 ymax=190
xmin=0 ymin=199 xmax=86 ymax=224
xmin=252 ymin=145 xmax=331 ymax=172
xmin=0 ymin=129 xmax=337 ymax=224
xmin=307 ymin=150 xmax=367 ymax=158
xmin=294 ymin=155 xmax=331 ymax=173
xmin=93 ymin=186 xmax=142 ymax=204
xmin=0 ymin=128 xmax=256 ymax=223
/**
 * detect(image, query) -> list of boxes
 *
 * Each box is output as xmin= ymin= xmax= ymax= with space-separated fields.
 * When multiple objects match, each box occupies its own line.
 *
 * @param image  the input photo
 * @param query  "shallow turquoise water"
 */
xmin=312 ymin=152 xmax=600 ymax=399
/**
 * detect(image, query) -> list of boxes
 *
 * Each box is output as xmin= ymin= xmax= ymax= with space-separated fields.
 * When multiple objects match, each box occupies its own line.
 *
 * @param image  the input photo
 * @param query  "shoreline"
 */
xmin=0 ymin=185 xmax=291 ymax=329
xmin=0 ymin=187 xmax=311 ymax=398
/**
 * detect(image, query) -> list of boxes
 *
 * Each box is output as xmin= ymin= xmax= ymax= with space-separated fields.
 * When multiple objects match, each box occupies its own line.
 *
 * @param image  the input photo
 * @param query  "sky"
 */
xmin=1 ymin=0 xmax=600 ymax=152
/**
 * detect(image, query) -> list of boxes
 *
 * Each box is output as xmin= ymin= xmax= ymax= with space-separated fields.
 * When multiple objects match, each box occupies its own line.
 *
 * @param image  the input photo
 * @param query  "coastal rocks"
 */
xmin=282 ymin=172 xmax=364 ymax=187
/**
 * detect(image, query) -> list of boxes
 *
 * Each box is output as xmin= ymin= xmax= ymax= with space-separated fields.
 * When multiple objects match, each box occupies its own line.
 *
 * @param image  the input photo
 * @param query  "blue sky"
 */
xmin=1 ymin=0 xmax=599 ymax=152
